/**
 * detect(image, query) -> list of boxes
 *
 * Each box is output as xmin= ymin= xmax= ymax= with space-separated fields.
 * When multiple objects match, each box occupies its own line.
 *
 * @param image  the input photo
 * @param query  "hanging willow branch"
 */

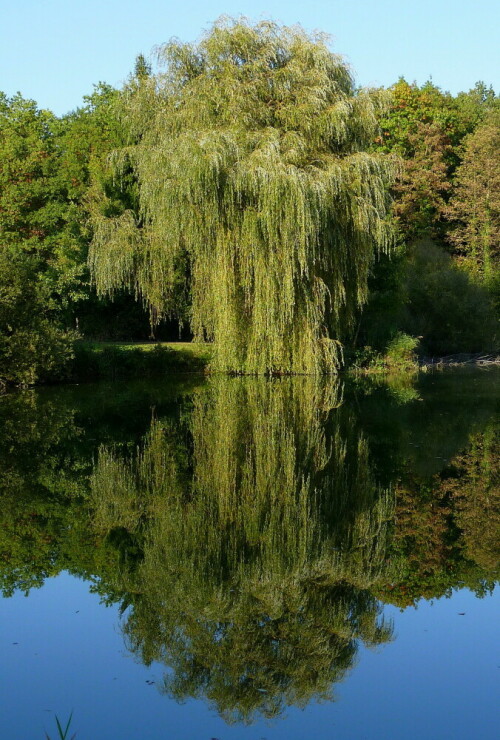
xmin=90 ymin=18 xmax=396 ymax=373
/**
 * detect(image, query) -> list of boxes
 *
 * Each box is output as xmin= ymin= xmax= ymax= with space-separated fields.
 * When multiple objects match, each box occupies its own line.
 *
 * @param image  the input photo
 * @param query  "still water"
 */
xmin=0 ymin=370 xmax=498 ymax=739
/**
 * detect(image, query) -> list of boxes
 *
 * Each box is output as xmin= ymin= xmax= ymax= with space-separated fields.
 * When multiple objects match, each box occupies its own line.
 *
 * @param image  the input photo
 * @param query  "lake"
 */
xmin=0 ymin=369 xmax=498 ymax=739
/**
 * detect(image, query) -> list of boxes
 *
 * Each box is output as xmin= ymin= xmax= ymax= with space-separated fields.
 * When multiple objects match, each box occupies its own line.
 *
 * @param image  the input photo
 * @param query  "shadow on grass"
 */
xmin=71 ymin=341 xmax=210 ymax=382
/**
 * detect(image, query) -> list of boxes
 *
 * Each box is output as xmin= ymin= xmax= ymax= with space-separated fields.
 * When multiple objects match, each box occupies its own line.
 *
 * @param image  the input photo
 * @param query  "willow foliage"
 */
xmin=90 ymin=19 xmax=395 ymax=373
xmin=90 ymin=376 xmax=395 ymax=721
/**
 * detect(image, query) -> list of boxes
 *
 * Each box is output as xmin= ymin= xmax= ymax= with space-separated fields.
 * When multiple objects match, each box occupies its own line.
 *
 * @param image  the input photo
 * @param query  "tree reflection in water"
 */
xmin=1 ymin=372 xmax=498 ymax=724
xmin=91 ymin=377 xmax=395 ymax=723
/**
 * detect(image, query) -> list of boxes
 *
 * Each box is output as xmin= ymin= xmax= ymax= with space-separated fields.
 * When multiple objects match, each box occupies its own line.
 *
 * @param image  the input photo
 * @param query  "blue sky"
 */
xmin=1 ymin=0 xmax=499 ymax=115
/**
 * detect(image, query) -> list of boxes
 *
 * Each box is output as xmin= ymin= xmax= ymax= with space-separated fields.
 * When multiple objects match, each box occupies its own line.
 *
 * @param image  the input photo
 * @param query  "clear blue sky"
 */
xmin=1 ymin=0 xmax=498 ymax=115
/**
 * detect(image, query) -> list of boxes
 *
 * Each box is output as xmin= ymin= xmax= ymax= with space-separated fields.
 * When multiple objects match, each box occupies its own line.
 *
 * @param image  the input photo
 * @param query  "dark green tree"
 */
xmin=0 ymin=251 xmax=75 ymax=386
xmin=56 ymin=82 xmax=157 ymax=339
xmin=0 ymin=92 xmax=79 ymax=383
xmin=0 ymin=92 xmax=84 ymax=302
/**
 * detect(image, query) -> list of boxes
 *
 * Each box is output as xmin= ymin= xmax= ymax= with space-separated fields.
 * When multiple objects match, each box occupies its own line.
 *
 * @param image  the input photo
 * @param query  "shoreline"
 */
xmin=2 ymin=343 xmax=500 ymax=393
xmin=419 ymin=353 xmax=500 ymax=368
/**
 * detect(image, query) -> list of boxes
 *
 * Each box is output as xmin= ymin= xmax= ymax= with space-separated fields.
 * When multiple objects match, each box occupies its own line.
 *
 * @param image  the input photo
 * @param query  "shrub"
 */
xmin=403 ymin=240 xmax=498 ymax=355
xmin=384 ymin=332 xmax=420 ymax=369
xmin=0 ymin=251 xmax=75 ymax=387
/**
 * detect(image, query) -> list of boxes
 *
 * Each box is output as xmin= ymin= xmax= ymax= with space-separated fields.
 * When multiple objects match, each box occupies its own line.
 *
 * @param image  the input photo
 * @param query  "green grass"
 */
xmin=82 ymin=340 xmax=211 ymax=358
xmin=71 ymin=341 xmax=212 ymax=382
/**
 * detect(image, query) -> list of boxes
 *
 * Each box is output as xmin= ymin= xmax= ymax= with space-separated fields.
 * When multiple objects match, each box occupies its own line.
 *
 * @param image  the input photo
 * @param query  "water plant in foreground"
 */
xmin=45 ymin=712 xmax=75 ymax=740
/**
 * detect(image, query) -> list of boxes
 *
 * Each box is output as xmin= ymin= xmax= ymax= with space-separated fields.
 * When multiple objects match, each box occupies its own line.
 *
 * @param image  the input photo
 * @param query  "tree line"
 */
xmin=0 ymin=19 xmax=498 ymax=383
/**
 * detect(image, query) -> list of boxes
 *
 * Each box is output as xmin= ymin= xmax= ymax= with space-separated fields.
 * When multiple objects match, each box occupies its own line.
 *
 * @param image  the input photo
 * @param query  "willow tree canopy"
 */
xmin=90 ymin=19 xmax=396 ymax=374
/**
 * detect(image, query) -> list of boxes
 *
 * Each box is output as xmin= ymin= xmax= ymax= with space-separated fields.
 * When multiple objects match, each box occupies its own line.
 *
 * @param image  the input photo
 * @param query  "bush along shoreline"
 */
xmin=348 ymin=339 xmax=500 ymax=378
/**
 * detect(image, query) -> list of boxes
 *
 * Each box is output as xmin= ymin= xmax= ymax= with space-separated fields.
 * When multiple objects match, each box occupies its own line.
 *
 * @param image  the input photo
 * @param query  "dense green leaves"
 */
xmin=90 ymin=20 xmax=396 ymax=374
xmin=446 ymin=119 xmax=500 ymax=279
xmin=0 ymin=250 xmax=75 ymax=386
xmin=0 ymin=92 xmax=84 ymax=299
xmin=0 ymin=22 xmax=498 ymax=383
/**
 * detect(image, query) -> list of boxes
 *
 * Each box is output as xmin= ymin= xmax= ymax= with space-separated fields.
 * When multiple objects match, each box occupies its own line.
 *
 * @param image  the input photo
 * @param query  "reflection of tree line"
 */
xmin=377 ymin=423 xmax=499 ymax=606
xmin=0 ymin=376 xmax=498 ymax=721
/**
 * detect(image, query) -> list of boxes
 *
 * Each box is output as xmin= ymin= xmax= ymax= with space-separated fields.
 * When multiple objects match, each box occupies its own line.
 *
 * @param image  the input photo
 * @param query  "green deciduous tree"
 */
xmin=373 ymin=78 xmax=498 ymax=241
xmin=56 ymin=81 xmax=158 ymax=339
xmin=401 ymin=240 xmax=497 ymax=354
xmin=392 ymin=122 xmax=451 ymax=238
xmin=0 ymin=92 xmax=79 ymax=384
xmin=0 ymin=92 xmax=84 ymax=301
xmin=454 ymin=81 xmax=499 ymax=132
xmin=446 ymin=119 xmax=500 ymax=280
xmin=90 ymin=19 xmax=395 ymax=374
xmin=0 ymin=250 xmax=75 ymax=386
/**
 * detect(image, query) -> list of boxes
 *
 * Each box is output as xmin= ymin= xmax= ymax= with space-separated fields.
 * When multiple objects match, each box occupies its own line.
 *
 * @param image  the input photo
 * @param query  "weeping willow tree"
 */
xmin=90 ymin=376 xmax=395 ymax=722
xmin=90 ymin=19 xmax=396 ymax=373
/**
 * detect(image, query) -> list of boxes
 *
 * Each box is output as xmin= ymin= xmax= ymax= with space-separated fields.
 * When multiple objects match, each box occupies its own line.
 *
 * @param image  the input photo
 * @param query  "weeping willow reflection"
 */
xmin=91 ymin=376 xmax=395 ymax=723
xmin=1 ymin=373 xmax=498 ymax=721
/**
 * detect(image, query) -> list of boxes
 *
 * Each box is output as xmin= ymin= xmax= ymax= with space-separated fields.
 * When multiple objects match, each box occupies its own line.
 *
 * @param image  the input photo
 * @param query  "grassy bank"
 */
xmin=70 ymin=341 xmax=211 ymax=381
xmin=5 ymin=337 xmax=498 ymax=391
xmin=72 ymin=340 xmax=500 ymax=384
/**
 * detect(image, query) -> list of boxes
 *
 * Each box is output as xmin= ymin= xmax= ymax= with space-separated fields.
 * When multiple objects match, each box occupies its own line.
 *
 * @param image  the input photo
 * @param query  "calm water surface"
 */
xmin=0 ymin=370 xmax=498 ymax=739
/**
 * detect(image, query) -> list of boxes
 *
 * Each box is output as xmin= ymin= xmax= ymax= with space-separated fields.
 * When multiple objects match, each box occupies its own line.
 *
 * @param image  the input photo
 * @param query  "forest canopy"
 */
xmin=0 ymin=18 xmax=499 ymax=384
